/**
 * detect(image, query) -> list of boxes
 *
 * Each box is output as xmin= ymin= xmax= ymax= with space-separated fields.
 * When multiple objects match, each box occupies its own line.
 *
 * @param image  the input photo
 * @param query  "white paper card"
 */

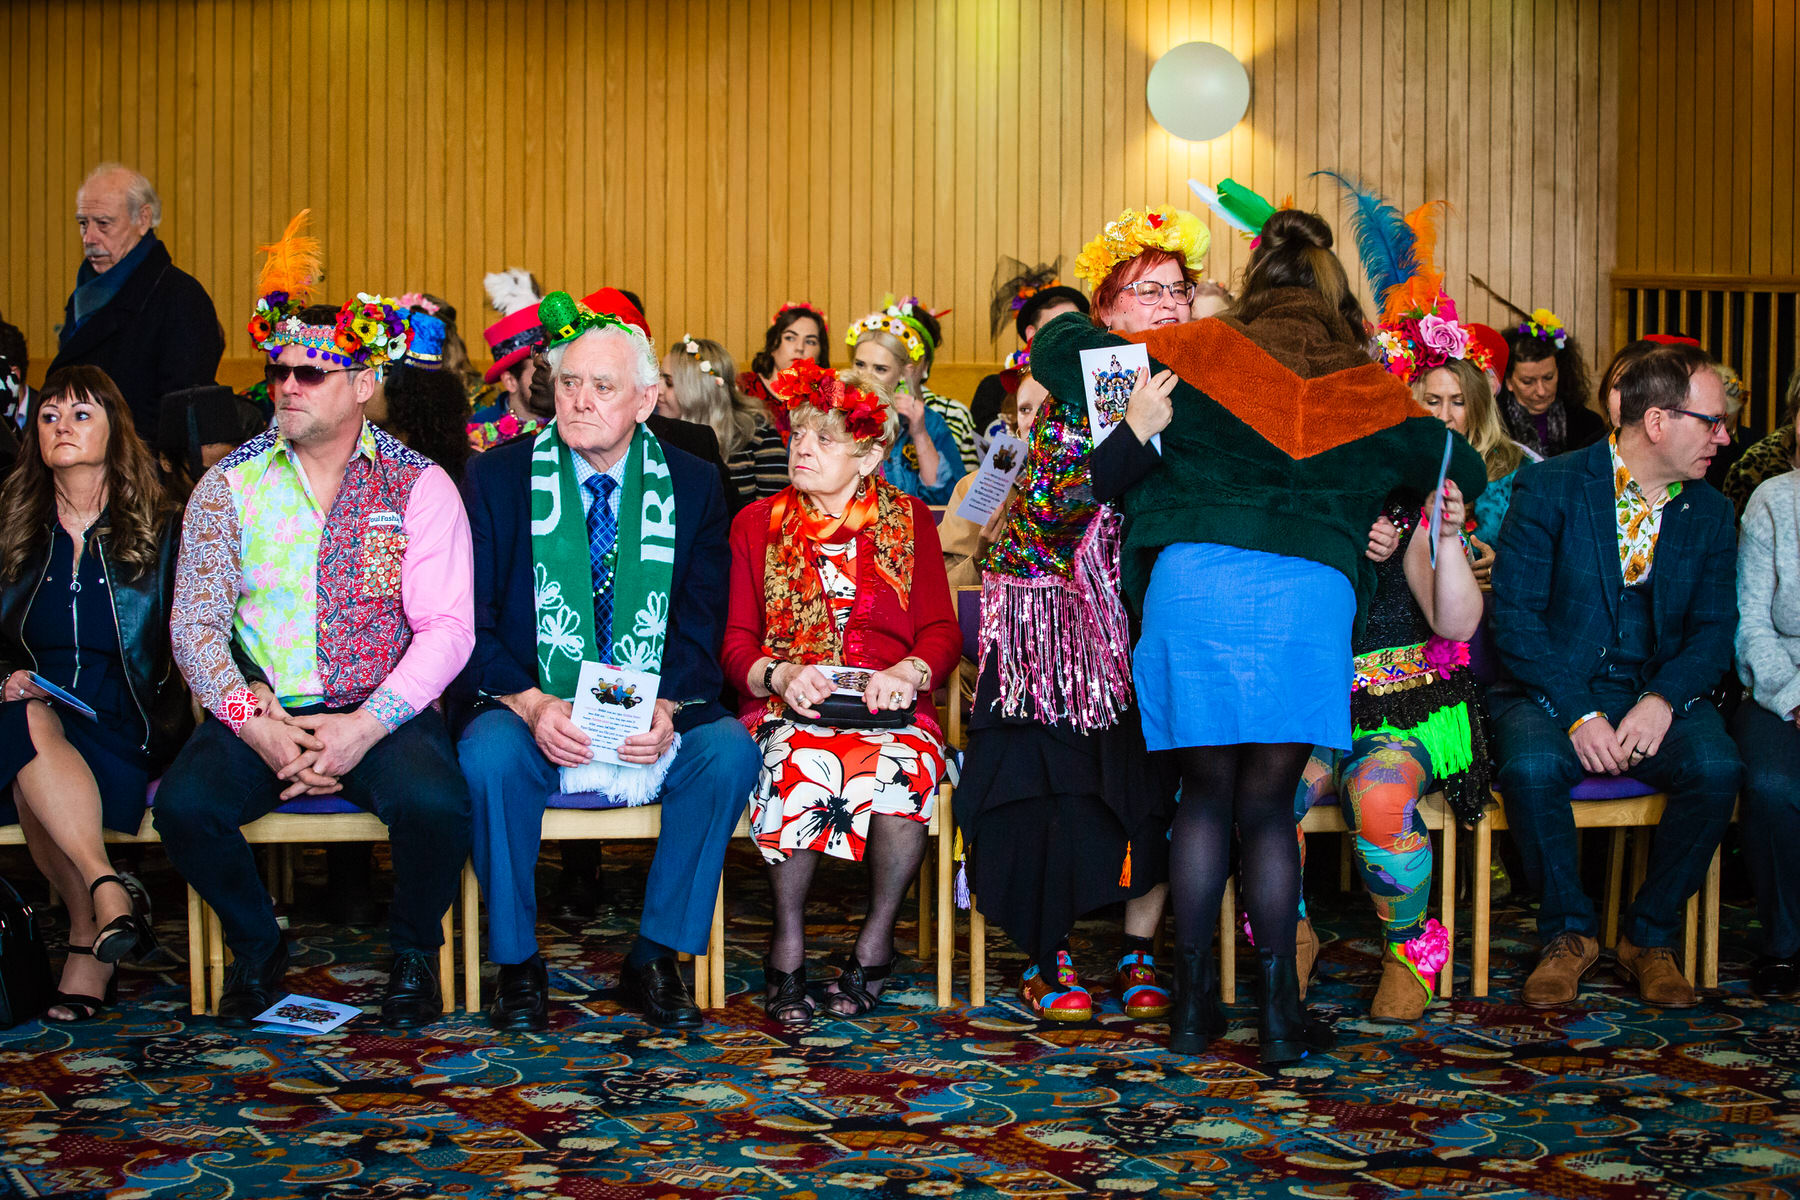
xmin=252 ymin=993 xmax=360 ymax=1035
xmin=951 ymin=432 xmax=1029 ymax=526
xmin=1080 ymin=343 xmax=1151 ymax=447
xmin=569 ymin=661 xmax=660 ymax=766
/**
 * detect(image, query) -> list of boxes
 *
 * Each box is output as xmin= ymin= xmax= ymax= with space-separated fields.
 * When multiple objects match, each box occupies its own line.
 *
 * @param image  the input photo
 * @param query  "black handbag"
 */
xmin=0 ymin=875 xmax=52 ymax=1028
xmin=810 ymin=691 xmax=917 ymax=730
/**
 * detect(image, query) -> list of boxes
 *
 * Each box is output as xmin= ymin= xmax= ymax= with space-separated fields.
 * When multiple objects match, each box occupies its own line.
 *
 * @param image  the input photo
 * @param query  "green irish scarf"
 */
xmin=531 ymin=422 xmax=676 ymax=699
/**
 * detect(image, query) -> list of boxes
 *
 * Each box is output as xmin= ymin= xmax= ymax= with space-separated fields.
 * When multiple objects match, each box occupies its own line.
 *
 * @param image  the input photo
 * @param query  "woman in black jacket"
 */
xmin=0 ymin=366 xmax=188 ymax=1021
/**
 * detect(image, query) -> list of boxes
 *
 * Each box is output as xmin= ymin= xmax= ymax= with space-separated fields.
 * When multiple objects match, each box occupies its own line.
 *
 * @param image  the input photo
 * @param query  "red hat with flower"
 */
xmin=769 ymin=359 xmax=889 ymax=443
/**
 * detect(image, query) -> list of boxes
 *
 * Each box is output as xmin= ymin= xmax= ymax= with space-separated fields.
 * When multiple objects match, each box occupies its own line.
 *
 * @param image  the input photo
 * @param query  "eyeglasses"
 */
xmin=1121 ymin=279 xmax=1199 ymax=305
xmin=1668 ymin=407 xmax=1731 ymax=435
xmin=264 ymin=363 xmax=361 ymax=388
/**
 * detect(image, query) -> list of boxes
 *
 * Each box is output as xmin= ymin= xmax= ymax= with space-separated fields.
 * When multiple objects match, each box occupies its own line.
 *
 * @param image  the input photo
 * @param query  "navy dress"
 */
xmin=0 ymin=524 xmax=152 ymax=833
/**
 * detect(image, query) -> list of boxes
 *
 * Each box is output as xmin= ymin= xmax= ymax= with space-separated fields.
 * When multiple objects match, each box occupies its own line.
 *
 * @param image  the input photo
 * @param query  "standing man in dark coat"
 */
xmin=47 ymin=164 xmax=225 ymax=437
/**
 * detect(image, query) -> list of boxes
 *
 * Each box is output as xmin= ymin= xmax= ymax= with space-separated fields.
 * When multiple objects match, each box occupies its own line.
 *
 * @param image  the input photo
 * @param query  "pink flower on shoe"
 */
xmin=1399 ymin=918 xmax=1451 ymax=988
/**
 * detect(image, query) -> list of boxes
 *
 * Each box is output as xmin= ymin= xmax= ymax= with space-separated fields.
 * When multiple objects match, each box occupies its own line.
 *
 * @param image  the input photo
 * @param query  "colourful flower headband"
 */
xmin=1519 ymin=307 xmax=1569 ymax=350
xmin=678 ymin=333 xmax=726 ymax=388
xmin=1373 ymin=292 xmax=1494 ymax=385
xmin=247 ymin=209 xmax=321 ymax=354
xmin=770 ymin=359 xmax=887 ymax=441
xmin=1073 ymin=206 xmax=1210 ymax=291
xmin=537 ymin=290 xmax=645 ymax=351
xmin=398 ymin=292 xmax=440 ymax=315
xmin=1005 ymin=347 xmax=1030 ymax=373
xmin=771 ymin=301 xmax=828 ymax=332
xmin=845 ymin=305 xmax=930 ymax=362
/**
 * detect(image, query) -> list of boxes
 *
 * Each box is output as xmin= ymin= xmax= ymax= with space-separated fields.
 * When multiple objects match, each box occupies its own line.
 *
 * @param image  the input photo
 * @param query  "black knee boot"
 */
xmin=1169 ymin=943 xmax=1227 ymax=1054
xmin=1257 ymin=950 xmax=1335 ymax=1066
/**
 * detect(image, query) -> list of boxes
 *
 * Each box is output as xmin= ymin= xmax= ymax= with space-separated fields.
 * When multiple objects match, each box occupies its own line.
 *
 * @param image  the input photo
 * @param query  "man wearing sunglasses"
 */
xmin=1489 ymin=341 xmax=1740 ymax=1012
xmin=157 ymin=294 xmax=476 ymax=1031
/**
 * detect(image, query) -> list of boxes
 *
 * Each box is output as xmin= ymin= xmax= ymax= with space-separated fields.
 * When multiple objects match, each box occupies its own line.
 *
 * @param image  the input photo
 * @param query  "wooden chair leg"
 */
xmin=935 ymin=799 xmax=953 ymax=1007
xmin=279 ymin=845 xmax=297 ymax=904
xmin=187 ymin=886 xmax=208 ymax=1016
xmin=1219 ymin=876 xmax=1237 ymax=1005
xmin=1438 ymin=816 xmax=1457 ymax=999
xmin=206 ymin=903 xmax=227 ymax=1016
xmin=1603 ymin=827 xmax=1628 ymax=948
xmin=1472 ymin=819 xmax=1492 ymax=998
xmin=969 ymin=902 xmax=986 ymax=1007
xmin=709 ymin=881 xmax=726 ymax=1009
xmin=438 ymin=909 xmax=455 ymax=1012
xmin=460 ymin=863 xmax=481 ymax=1013
xmin=1338 ymin=833 xmax=1354 ymax=892
xmin=1630 ymin=827 xmax=1651 ymax=894
xmin=1682 ymin=892 xmax=1699 ymax=983
xmin=1703 ymin=846 xmax=1722 ymax=989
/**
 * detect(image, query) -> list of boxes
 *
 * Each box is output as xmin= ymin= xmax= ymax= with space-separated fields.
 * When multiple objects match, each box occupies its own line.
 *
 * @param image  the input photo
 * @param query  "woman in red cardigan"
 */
xmin=724 ymin=361 xmax=961 ymax=1026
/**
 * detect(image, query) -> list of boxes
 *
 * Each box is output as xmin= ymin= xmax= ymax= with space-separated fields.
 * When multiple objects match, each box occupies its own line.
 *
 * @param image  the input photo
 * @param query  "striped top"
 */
xmin=729 ymin=416 xmax=791 ymax=501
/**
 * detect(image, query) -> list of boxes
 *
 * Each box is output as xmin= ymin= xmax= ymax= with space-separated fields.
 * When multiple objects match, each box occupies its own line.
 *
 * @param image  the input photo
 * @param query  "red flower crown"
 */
xmin=770 ymin=359 xmax=887 ymax=442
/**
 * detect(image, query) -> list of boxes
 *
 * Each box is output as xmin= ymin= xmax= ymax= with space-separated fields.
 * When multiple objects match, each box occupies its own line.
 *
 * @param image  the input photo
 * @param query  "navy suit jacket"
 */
xmin=1491 ymin=438 xmax=1737 ymax=727
xmin=450 ymin=430 xmax=731 ymax=735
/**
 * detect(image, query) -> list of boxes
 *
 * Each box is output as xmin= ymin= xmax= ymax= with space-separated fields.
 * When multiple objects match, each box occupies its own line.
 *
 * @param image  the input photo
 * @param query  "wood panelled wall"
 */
xmin=1616 ymin=0 xmax=1798 ymax=277
xmin=4 ymin=0 xmax=1621 ymax=387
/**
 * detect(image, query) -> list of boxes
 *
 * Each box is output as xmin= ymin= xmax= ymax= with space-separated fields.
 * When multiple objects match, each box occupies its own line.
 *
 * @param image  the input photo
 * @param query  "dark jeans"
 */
xmin=1489 ymin=683 xmax=1740 ymax=948
xmin=1731 ymin=701 xmax=1800 ymax=958
xmin=154 ymin=707 xmax=472 ymax=964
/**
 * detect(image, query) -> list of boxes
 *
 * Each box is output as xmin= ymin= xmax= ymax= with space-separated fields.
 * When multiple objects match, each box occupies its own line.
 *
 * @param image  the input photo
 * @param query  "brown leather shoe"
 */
xmin=1615 ymin=936 xmax=1699 ymax=1008
xmin=1521 ymin=932 xmax=1600 ymax=1008
xmin=1296 ymin=917 xmax=1319 ymax=1000
xmin=1370 ymin=948 xmax=1432 ymax=1020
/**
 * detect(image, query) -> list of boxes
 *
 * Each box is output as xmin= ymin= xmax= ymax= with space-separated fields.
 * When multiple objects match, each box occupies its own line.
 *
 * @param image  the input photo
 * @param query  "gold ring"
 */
xmin=890 ymin=690 xmax=905 ymax=705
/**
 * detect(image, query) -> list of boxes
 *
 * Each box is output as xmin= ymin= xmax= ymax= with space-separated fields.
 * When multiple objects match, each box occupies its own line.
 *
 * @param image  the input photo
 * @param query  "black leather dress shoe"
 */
xmin=1753 ymin=956 xmax=1800 ymax=999
xmin=621 ymin=955 xmax=703 ymax=1029
xmin=381 ymin=950 xmax=442 ymax=1029
xmin=489 ymin=954 xmax=551 ymax=1031
xmin=218 ymin=940 xmax=291 ymax=1029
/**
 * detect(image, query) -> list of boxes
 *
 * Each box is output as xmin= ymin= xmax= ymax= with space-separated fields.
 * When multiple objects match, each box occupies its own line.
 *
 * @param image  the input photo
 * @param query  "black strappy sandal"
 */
xmin=762 ymin=957 xmax=816 ymax=1028
xmin=90 ymin=874 xmax=148 ymax=965
xmin=45 ymin=946 xmax=119 ymax=1023
xmin=826 ymin=954 xmax=897 ymax=1017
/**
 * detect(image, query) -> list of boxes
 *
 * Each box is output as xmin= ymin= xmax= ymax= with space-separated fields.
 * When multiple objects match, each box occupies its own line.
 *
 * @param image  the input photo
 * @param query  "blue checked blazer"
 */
xmin=1490 ymin=438 xmax=1738 ymax=727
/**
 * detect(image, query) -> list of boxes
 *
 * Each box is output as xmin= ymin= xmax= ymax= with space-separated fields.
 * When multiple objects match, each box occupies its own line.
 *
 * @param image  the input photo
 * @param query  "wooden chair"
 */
xmin=1470 ymin=780 xmax=1722 ymax=998
xmin=717 ymin=782 xmax=957 ymax=1010
xmin=946 ymin=585 xmax=982 ymax=751
xmin=457 ymin=799 xmax=724 ymax=1013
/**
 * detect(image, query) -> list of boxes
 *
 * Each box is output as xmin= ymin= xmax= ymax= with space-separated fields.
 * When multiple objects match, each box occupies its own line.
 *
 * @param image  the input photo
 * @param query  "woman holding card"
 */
xmin=939 ymin=366 xmax=1048 ymax=588
xmin=0 ymin=366 xmax=188 ymax=1021
xmin=723 ymin=362 xmax=961 ymax=1026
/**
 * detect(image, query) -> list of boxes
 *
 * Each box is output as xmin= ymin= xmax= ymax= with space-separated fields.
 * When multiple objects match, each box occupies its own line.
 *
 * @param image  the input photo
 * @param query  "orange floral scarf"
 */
xmin=762 ymin=479 xmax=914 ymax=668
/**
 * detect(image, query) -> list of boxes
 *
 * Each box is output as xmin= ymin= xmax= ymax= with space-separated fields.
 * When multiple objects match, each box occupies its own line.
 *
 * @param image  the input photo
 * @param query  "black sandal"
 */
xmin=827 ymin=954 xmax=896 ymax=1017
xmin=762 ymin=957 xmax=816 ymax=1028
xmin=90 ymin=874 xmax=148 ymax=965
xmin=45 ymin=946 xmax=118 ymax=1023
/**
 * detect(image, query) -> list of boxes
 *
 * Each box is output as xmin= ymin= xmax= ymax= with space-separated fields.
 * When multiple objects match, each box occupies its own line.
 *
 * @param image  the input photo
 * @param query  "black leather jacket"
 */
xmin=0 ymin=510 xmax=192 ymax=768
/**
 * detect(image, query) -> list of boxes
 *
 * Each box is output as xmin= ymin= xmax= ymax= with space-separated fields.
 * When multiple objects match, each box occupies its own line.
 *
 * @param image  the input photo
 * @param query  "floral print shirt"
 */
xmin=171 ymin=421 xmax=474 ymax=734
xmin=1610 ymin=434 xmax=1682 ymax=587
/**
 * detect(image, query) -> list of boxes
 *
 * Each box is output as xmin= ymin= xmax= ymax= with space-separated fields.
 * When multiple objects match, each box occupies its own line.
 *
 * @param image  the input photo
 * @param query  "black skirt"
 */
xmin=953 ymin=662 xmax=1178 ymax=960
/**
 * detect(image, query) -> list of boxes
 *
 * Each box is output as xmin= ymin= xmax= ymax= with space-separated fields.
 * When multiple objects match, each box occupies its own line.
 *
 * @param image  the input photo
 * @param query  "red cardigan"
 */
xmin=724 ymin=491 xmax=963 ymax=732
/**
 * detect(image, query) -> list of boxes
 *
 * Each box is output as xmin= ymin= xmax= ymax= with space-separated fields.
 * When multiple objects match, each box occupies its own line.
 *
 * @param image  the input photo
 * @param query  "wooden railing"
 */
xmin=1611 ymin=273 xmax=1800 ymax=438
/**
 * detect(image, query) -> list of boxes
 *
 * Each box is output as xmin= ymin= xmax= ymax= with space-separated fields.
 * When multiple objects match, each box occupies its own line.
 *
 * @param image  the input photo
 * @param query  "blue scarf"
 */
xmin=64 ymin=231 xmax=158 ymax=340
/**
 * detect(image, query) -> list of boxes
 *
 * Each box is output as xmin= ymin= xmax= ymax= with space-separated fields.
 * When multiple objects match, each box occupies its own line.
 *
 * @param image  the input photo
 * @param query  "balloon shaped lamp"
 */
xmin=1146 ymin=41 xmax=1250 ymax=142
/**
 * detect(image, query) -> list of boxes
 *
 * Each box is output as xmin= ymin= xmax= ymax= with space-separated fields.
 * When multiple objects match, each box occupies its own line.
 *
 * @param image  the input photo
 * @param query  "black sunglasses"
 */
xmin=264 ymin=363 xmax=361 ymax=387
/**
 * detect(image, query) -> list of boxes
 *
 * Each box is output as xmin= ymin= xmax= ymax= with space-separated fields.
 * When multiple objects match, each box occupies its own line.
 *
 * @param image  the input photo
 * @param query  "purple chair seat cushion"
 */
xmin=1570 ymin=774 xmax=1658 ymax=801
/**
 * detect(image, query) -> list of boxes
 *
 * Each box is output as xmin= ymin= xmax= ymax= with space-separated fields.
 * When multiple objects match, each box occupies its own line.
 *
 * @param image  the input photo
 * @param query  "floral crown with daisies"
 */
xmin=677 ymin=333 xmax=727 ymax=388
xmin=246 ymin=210 xmax=413 ymax=369
xmin=770 ymin=359 xmax=888 ymax=442
xmin=844 ymin=296 xmax=945 ymax=362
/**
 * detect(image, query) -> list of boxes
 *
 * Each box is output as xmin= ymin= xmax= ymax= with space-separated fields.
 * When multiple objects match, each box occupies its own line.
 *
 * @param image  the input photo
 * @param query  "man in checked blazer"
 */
xmin=1490 ymin=341 xmax=1741 ymax=1012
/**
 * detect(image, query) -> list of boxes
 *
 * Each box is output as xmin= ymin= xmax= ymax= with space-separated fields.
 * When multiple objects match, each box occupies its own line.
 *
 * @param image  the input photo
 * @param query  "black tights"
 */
xmin=1168 ymin=742 xmax=1313 ymax=954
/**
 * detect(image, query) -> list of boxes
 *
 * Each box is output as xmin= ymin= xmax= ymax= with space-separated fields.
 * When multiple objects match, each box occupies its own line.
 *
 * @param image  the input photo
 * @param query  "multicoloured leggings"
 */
xmin=1294 ymin=732 xmax=1435 ymax=943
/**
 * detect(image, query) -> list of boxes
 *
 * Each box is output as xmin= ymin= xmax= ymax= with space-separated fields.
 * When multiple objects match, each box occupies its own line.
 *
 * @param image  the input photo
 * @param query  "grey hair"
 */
xmin=83 ymin=163 xmax=162 ymax=227
xmin=545 ymin=323 xmax=659 ymax=391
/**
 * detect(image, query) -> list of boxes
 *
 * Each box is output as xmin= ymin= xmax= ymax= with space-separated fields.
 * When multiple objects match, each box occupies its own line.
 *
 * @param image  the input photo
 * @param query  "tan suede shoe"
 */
xmin=1615 ymin=936 xmax=1699 ymax=1008
xmin=1370 ymin=949 xmax=1431 ymax=1020
xmin=1296 ymin=917 xmax=1319 ymax=1000
xmin=1521 ymin=932 xmax=1600 ymax=1008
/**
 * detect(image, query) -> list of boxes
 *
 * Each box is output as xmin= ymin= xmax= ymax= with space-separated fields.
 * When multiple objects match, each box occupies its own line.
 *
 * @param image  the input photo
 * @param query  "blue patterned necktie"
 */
xmin=583 ymin=473 xmax=619 ymax=652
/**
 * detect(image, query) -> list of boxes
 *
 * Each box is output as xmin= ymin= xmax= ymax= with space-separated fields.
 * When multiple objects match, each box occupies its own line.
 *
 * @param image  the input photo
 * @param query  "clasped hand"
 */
xmin=1569 ymin=696 xmax=1673 ymax=776
xmin=240 ymin=684 xmax=389 ymax=799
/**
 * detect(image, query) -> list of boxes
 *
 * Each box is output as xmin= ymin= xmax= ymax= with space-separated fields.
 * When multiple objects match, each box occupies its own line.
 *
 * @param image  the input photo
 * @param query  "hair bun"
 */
xmin=1258 ymin=208 xmax=1333 ymax=253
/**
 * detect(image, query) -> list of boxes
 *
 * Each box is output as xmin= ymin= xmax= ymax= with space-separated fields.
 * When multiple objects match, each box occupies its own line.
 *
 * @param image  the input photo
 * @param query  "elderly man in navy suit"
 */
xmin=453 ymin=292 xmax=757 ymax=1031
xmin=1490 ymin=341 xmax=1741 ymax=1011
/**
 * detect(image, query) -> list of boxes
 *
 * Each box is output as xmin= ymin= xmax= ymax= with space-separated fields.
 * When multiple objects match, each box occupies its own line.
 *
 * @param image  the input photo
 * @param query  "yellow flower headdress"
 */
xmin=1073 ymin=206 xmax=1210 ymax=291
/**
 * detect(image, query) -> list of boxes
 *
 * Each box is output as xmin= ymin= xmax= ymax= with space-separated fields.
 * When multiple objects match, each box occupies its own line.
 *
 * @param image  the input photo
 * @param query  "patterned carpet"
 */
xmin=2 ymin=841 xmax=1798 ymax=1200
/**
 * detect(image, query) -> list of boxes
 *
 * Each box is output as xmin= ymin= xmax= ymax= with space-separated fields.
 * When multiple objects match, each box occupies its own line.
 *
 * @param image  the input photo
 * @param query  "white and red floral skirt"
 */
xmin=749 ymin=719 xmax=951 ymax=864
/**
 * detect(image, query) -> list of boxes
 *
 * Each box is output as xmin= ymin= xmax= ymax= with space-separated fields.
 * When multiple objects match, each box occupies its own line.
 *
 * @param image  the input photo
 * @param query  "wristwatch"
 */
xmin=762 ymin=659 xmax=783 ymax=695
xmin=903 ymin=655 xmax=933 ymax=691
